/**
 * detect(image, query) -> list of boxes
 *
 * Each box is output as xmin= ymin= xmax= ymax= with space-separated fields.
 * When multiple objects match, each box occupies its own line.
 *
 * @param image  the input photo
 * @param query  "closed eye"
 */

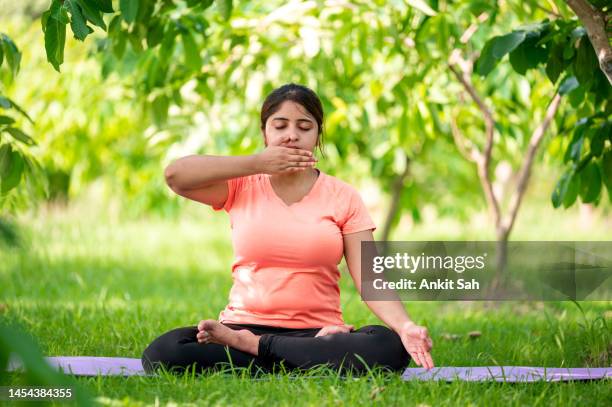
xmin=275 ymin=126 xmax=312 ymax=131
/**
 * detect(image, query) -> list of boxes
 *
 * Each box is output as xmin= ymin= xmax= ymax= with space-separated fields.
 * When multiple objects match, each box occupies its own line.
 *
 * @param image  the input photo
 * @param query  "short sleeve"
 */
xmin=339 ymin=186 xmax=377 ymax=235
xmin=212 ymin=176 xmax=245 ymax=212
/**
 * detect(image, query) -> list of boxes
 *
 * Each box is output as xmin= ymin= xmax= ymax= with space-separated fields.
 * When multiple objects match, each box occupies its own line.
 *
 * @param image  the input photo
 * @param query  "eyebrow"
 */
xmin=271 ymin=117 xmax=314 ymax=124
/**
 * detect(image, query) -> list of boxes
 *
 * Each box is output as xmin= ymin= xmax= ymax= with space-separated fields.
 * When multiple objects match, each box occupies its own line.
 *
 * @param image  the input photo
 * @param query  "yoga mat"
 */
xmin=7 ymin=357 xmax=612 ymax=381
xmin=402 ymin=366 xmax=612 ymax=382
xmin=8 ymin=356 xmax=148 ymax=377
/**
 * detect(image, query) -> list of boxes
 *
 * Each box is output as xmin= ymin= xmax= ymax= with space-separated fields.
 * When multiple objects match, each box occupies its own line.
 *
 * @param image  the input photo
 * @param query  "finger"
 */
xmin=415 ymin=353 xmax=427 ymax=369
xmin=410 ymin=352 xmax=422 ymax=367
xmin=287 ymin=148 xmax=313 ymax=157
xmin=197 ymin=320 xmax=205 ymax=331
xmin=285 ymin=162 xmax=311 ymax=170
xmin=281 ymin=165 xmax=304 ymax=173
xmin=289 ymin=154 xmax=317 ymax=162
xmin=418 ymin=351 xmax=430 ymax=370
xmin=423 ymin=352 xmax=435 ymax=370
xmin=290 ymin=160 xmax=316 ymax=167
xmin=417 ymin=352 xmax=429 ymax=369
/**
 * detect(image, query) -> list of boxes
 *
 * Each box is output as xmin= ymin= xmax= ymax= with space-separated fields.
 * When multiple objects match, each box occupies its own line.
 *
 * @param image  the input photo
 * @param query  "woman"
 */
xmin=142 ymin=83 xmax=434 ymax=375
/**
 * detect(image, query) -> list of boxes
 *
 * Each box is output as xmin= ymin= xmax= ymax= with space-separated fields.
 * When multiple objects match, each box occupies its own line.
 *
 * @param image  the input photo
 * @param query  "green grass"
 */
xmin=1 ymin=200 xmax=611 ymax=406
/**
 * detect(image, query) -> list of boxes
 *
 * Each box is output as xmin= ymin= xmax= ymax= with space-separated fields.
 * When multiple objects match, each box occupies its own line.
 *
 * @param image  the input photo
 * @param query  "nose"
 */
xmin=283 ymin=129 xmax=299 ymax=143
xmin=288 ymin=128 xmax=299 ymax=139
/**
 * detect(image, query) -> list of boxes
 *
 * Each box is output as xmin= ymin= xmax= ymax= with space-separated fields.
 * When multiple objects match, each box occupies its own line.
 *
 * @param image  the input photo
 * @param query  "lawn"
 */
xmin=2 ymin=199 xmax=611 ymax=405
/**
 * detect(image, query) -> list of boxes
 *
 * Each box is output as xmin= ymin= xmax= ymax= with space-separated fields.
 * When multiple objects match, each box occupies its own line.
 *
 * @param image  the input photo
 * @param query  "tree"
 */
xmin=0 ymin=33 xmax=45 ymax=209
xmin=0 ymin=0 xmax=608 ymax=246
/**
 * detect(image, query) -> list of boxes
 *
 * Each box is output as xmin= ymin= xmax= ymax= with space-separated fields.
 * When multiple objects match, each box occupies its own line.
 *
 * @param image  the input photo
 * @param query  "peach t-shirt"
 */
xmin=212 ymin=169 xmax=376 ymax=329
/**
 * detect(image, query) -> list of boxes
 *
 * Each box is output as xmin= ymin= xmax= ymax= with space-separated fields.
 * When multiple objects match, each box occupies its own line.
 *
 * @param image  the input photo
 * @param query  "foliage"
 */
xmin=0 ymin=319 xmax=92 ymax=405
xmin=0 ymin=0 xmax=608 ymax=224
xmin=475 ymin=16 xmax=611 ymax=208
xmin=0 ymin=32 xmax=46 ymax=210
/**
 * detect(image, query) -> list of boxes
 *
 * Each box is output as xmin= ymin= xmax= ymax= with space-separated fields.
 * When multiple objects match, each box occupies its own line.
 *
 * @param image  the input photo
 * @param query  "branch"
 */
xmin=450 ymin=115 xmax=481 ymax=162
xmin=460 ymin=12 xmax=490 ymax=44
xmin=533 ymin=3 xmax=562 ymax=18
xmin=448 ymin=60 xmax=502 ymax=227
xmin=504 ymin=93 xmax=562 ymax=233
xmin=566 ymin=0 xmax=612 ymax=86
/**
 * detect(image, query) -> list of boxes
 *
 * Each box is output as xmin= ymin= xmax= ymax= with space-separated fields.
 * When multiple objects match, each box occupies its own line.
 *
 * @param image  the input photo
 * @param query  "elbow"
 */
xmin=164 ymin=164 xmax=178 ymax=190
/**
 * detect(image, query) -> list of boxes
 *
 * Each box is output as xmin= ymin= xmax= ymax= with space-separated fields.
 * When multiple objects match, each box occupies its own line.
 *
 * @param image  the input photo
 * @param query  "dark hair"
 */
xmin=260 ymin=83 xmax=325 ymax=158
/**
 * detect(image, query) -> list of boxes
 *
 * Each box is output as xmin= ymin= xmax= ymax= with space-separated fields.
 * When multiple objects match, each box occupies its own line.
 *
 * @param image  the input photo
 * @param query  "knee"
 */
xmin=141 ymin=340 xmax=167 ymax=374
xmin=141 ymin=327 xmax=196 ymax=374
xmin=140 ymin=338 xmax=174 ymax=373
xmin=356 ymin=325 xmax=410 ymax=371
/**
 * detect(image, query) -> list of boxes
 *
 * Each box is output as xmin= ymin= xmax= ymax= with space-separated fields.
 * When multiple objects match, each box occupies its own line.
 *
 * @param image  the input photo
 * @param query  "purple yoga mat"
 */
xmin=7 ymin=357 xmax=612 ymax=381
xmin=402 ymin=366 xmax=612 ymax=382
xmin=8 ymin=356 xmax=148 ymax=377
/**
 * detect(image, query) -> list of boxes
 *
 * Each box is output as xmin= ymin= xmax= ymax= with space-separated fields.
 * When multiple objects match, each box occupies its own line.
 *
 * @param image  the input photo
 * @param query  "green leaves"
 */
xmin=558 ymin=76 xmax=579 ymax=95
xmin=66 ymin=0 xmax=92 ymax=41
xmin=551 ymin=169 xmax=579 ymax=208
xmin=475 ymin=31 xmax=527 ymax=76
xmin=574 ymin=36 xmax=599 ymax=86
xmin=181 ymin=31 xmax=200 ymax=71
xmin=602 ymin=150 xmax=612 ymax=202
xmin=0 ymin=33 xmax=21 ymax=77
xmin=75 ymin=0 xmax=107 ymax=30
xmin=95 ymin=0 xmax=114 ymax=13
xmin=120 ymin=0 xmax=139 ymax=24
xmin=0 ymin=96 xmax=33 ymax=123
xmin=590 ymin=122 xmax=610 ymax=157
xmin=151 ymin=94 xmax=169 ymax=126
xmin=41 ymin=0 xmax=128 ymax=70
xmin=508 ymin=37 xmax=548 ymax=75
xmin=0 ymin=144 xmax=24 ymax=195
xmin=579 ymin=161 xmax=601 ymax=203
xmin=553 ymin=145 xmax=610 ymax=207
xmin=3 ymin=127 xmax=35 ymax=146
xmin=476 ymin=21 xmax=552 ymax=77
xmin=0 ymin=116 xmax=15 ymax=125
xmin=42 ymin=0 xmax=69 ymax=72
xmin=406 ymin=0 xmax=437 ymax=16
xmin=216 ymin=0 xmax=233 ymax=21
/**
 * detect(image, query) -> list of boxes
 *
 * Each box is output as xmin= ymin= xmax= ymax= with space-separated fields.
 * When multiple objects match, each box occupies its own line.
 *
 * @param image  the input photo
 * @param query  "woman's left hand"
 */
xmin=315 ymin=324 xmax=354 ymax=337
xmin=398 ymin=321 xmax=434 ymax=370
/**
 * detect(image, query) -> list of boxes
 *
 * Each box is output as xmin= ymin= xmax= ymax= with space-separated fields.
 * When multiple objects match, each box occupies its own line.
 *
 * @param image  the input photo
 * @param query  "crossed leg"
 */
xmin=142 ymin=322 xmax=410 ymax=375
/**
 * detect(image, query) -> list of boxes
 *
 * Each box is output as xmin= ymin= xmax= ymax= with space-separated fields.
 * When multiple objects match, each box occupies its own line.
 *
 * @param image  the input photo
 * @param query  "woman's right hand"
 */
xmin=254 ymin=145 xmax=317 ymax=175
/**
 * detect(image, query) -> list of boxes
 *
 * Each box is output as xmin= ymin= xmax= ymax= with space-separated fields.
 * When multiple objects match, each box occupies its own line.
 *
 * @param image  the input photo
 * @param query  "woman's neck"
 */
xmin=270 ymin=168 xmax=319 ymax=188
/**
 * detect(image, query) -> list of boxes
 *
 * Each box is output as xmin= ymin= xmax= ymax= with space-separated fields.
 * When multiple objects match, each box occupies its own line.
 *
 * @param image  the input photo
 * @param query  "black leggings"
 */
xmin=141 ymin=323 xmax=410 ymax=375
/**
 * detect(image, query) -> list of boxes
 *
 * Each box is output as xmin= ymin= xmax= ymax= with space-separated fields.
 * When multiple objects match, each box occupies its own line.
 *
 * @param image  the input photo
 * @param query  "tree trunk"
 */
xmin=566 ymin=0 xmax=612 ymax=85
xmin=381 ymin=154 xmax=411 ymax=242
xmin=493 ymin=229 xmax=509 ymax=296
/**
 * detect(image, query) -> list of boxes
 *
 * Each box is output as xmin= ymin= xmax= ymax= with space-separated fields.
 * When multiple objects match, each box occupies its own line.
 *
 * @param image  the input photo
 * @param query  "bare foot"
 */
xmin=196 ymin=319 xmax=260 ymax=356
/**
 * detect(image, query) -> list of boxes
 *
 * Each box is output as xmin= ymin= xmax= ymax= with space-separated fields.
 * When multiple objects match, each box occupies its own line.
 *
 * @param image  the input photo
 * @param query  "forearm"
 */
xmin=364 ymin=299 xmax=416 ymax=333
xmin=165 ymin=154 xmax=259 ymax=190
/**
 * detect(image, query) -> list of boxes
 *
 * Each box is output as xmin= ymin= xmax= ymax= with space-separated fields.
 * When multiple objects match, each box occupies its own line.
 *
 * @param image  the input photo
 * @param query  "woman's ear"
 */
xmin=261 ymin=128 xmax=268 ymax=147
